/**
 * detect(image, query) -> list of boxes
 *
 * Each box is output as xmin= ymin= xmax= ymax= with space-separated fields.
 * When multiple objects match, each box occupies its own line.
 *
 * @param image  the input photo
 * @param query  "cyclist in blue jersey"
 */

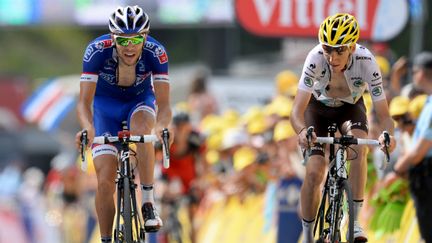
xmin=75 ymin=6 xmax=172 ymax=243
xmin=290 ymin=13 xmax=396 ymax=243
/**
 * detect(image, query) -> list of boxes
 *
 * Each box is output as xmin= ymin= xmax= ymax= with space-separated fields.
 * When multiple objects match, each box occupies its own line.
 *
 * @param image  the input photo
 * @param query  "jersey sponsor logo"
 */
xmin=138 ymin=62 xmax=146 ymax=72
xmin=95 ymin=39 xmax=113 ymax=50
xmin=102 ymin=39 xmax=113 ymax=48
xmin=310 ymin=145 xmax=324 ymax=152
xmin=304 ymin=77 xmax=313 ymax=87
xmin=145 ymin=42 xmax=155 ymax=49
xmin=307 ymin=67 xmax=315 ymax=74
xmin=80 ymin=75 xmax=94 ymax=82
xmin=307 ymin=63 xmax=316 ymax=74
xmin=155 ymin=46 xmax=168 ymax=64
xmin=371 ymin=82 xmax=382 ymax=87
xmin=304 ymin=72 xmax=313 ymax=78
xmin=371 ymin=86 xmax=383 ymax=96
xmin=320 ymin=69 xmax=327 ymax=78
xmin=100 ymin=72 xmax=116 ymax=85
xmin=346 ymin=121 xmax=364 ymax=129
xmin=353 ymin=80 xmax=364 ymax=87
xmin=356 ymin=56 xmax=372 ymax=61
xmin=84 ymin=45 xmax=102 ymax=62
xmin=84 ymin=40 xmax=113 ymax=62
xmin=145 ymin=42 xmax=168 ymax=64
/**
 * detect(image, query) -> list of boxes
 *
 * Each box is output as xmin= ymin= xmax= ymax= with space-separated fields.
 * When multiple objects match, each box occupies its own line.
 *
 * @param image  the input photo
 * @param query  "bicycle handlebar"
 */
xmin=92 ymin=134 xmax=158 ymax=144
xmin=315 ymin=137 xmax=380 ymax=146
xmin=302 ymin=126 xmax=391 ymax=166
xmin=79 ymin=129 xmax=171 ymax=171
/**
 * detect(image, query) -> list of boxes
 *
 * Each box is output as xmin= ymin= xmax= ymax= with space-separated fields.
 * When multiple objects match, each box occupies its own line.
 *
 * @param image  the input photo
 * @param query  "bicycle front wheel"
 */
xmin=122 ymin=178 xmax=133 ymax=243
xmin=338 ymin=180 xmax=354 ymax=243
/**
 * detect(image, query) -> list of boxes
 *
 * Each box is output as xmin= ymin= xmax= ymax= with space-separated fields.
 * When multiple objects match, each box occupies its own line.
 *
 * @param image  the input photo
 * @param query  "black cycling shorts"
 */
xmin=305 ymin=96 xmax=369 ymax=156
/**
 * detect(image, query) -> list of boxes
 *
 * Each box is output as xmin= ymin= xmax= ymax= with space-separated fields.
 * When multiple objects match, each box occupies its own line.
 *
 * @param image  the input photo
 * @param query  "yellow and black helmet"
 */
xmin=319 ymin=13 xmax=360 ymax=46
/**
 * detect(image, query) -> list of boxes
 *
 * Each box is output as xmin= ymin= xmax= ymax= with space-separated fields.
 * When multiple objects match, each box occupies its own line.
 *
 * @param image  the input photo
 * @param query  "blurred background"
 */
xmin=0 ymin=0 xmax=431 ymax=242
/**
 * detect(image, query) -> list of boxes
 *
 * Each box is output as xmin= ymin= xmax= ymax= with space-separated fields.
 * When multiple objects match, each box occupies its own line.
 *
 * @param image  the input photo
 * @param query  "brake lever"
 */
xmin=383 ymin=131 xmax=390 ymax=163
xmin=80 ymin=130 xmax=88 ymax=171
xmin=161 ymin=128 xmax=170 ymax=169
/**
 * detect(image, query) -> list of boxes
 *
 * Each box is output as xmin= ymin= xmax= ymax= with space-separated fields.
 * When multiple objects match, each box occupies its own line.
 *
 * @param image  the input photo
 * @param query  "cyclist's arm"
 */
xmin=154 ymin=81 xmax=172 ymax=129
xmin=291 ymin=46 xmax=320 ymax=134
xmin=77 ymin=39 xmax=104 ymax=137
xmin=77 ymin=82 xmax=96 ymax=131
xmin=148 ymin=39 xmax=172 ymax=131
xmin=373 ymin=99 xmax=394 ymax=134
xmin=290 ymin=89 xmax=312 ymax=134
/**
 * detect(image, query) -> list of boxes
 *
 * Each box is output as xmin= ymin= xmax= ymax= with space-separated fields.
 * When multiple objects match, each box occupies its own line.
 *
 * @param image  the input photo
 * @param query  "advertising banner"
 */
xmin=236 ymin=0 xmax=409 ymax=41
xmin=277 ymin=177 xmax=303 ymax=243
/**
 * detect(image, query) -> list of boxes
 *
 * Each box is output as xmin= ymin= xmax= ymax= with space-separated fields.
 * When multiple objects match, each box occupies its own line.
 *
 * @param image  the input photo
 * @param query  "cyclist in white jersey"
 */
xmin=290 ymin=13 xmax=396 ymax=243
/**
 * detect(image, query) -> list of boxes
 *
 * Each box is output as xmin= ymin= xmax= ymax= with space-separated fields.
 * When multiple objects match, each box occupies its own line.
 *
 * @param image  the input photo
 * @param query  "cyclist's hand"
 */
xmin=75 ymin=127 xmax=95 ymax=151
xmin=155 ymin=123 xmax=174 ymax=146
xmin=378 ymin=132 xmax=396 ymax=153
xmin=298 ymin=127 xmax=316 ymax=149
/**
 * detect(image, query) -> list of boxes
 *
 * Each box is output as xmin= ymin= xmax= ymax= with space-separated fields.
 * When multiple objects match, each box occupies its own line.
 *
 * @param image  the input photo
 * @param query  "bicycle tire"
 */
xmin=115 ymin=182 xmax=123 ymax=243
xmin=130 ymin=184 xmax=145 ymax=243
xmin=340 ymin=180 xmax=354 ymax=243
xmin=314 ymin=186 xmax=327 ymax=239
xmin=123 ymin=178 xmax=134 ymax=243
xmin=329 ymin=180 xmax=354 ymax=243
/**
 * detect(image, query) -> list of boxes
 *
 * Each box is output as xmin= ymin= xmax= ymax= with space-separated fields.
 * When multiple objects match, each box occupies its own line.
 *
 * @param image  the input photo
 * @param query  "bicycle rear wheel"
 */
xmin=335 ymin=180 xmax=354 ymax=243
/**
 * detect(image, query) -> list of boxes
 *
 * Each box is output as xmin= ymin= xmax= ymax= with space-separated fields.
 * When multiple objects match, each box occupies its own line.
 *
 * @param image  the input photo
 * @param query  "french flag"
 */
xmin=22 ymin=79 xmax=76 ymax=132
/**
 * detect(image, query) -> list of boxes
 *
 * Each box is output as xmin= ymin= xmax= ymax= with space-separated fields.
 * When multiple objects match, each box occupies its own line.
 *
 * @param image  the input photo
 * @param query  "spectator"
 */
xmin=188 ymin=70 xmax=219 ymax=125
xmin=390 ymin=52 xmax=432 ymax=242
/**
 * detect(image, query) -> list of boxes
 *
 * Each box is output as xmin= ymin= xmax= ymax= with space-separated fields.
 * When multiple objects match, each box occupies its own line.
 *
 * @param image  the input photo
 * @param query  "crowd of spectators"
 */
xmin=0 ymin=44 xmax=429 ymax=243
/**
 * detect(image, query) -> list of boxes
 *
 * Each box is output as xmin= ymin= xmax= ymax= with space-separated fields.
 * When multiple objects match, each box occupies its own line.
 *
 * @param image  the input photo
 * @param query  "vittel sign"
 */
xmin=235 ymin=0 xmax=408 ymax=41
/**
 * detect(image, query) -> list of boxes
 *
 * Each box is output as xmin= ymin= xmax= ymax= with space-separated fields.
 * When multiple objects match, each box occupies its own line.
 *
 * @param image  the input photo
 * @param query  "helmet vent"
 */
xmin=109 ymin=5 xmax=150 ymax=34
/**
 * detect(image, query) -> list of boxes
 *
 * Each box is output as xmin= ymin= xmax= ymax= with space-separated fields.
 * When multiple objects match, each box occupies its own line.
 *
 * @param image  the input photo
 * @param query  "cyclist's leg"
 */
xmin=339 ymin=99 xmax=369 ymax=213
xmin=339 ymin=99 xmax=369 ymax=241
xmin=93 ymin=98 xmax=124 ymax=241
xmin=302 ymin=97 xmax=331 ymax=242
xmin=129 ymin=101 xmax=156 ymax=193
xmin=128 ymin=96 xmax=163 ymax=231
xmin=301 ymin=154 xmax=327 ymax=242
xmin=345 ymin=128 xmax=368 ymax=205
xmin=93 ymin=154 xmax=118 ymax=239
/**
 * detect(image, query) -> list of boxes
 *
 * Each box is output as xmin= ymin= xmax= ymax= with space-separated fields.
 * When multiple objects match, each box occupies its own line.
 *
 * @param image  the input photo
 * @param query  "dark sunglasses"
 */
xmin=322 ymin=45 xmax=348 ymax=55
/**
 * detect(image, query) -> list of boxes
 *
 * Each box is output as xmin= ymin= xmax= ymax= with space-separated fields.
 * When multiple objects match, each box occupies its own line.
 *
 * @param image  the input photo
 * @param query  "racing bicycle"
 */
xmin=80 ymin=121 xmax=170 ymax=243
xmin=303 ymin=124 xmax=390 ymax=243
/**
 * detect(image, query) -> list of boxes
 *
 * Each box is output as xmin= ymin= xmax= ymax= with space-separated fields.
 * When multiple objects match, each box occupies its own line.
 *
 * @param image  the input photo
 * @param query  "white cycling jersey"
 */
xmin=298 ymin=44 xmax=386 ymax=107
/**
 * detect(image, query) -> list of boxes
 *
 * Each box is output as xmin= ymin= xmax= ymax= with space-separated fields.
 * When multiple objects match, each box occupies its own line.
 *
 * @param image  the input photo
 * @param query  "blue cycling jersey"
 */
xmin=80 ymin=34 xmax=169 ymax=100
xmin=79 ymin=34 xmax=170 ymax=138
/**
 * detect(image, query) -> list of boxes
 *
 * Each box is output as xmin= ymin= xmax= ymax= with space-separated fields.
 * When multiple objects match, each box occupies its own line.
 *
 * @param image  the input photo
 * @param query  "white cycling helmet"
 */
xmin=108 ymin=6 xmax=150 ymax=34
